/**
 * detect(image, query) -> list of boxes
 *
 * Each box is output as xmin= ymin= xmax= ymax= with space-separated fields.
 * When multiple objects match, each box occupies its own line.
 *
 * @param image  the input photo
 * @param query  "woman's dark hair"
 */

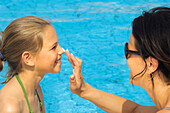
xmin=132 ymin=7 xmax=170 ymax=85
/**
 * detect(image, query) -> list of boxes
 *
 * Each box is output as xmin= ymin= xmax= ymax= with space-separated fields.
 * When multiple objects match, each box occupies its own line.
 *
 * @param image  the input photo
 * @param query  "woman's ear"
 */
xmin=22 ymin=51 xmax=35 ymax=66
xmin=146 ymin=56 xmax=159 ymax=74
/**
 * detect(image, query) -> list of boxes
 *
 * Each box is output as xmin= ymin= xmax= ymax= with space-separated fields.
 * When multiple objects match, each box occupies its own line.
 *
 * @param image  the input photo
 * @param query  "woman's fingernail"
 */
xmin=71 ymin=75 xmax=75 ymax=80
xmin=66 ymin=49 xmax=69 ymax=51
xmin=62 ymin=48 xmax=65 ymax=52
xmin=71 ymin=53 xmax=73 ymax=55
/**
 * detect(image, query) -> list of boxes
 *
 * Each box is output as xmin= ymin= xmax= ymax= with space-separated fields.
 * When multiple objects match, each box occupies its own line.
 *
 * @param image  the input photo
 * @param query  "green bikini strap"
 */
xmin=16 ymin=74 xmax=34 ymax=113
xmin=35 ymin=89 xmax=43 ymax=113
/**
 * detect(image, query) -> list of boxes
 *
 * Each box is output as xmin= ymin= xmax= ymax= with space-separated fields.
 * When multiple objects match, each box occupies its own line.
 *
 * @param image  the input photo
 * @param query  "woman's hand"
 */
xmin=65 ymin=49 xmax=86 ymax=96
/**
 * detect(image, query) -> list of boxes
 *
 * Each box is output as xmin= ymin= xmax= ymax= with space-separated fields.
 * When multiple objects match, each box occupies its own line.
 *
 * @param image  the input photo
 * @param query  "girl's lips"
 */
xmin=55 ymin=60 xmax=61 ymax=64
xmin=55 ymin=56 xmax=61 ymax=64
xmin=58 ymin=60 xmax=61 ymax=64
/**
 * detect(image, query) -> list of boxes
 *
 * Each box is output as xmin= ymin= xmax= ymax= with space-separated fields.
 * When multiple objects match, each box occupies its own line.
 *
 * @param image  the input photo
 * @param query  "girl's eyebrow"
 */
xmin=53 ymin=42 xmax=58 ymax=46
xmin=49 ymin=42 xmax=58 ymax=51
xmin=52 ymin=39 xmax=59 ymax=46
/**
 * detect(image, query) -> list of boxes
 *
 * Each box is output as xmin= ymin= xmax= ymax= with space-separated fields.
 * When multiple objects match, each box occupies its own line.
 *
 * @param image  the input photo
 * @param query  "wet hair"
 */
xmin=132 ymin=7 xmax=170 ymax=85
xmin=0 ymin=16 xmax=51 ymax=84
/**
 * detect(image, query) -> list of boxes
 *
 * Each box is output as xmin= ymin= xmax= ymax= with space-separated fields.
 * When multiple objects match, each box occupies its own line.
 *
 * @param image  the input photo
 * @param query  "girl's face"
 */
xmin=34 ymin=25 xmax=65 ymax=74
xmin=126 ymin=33 xmax=146 ymax=86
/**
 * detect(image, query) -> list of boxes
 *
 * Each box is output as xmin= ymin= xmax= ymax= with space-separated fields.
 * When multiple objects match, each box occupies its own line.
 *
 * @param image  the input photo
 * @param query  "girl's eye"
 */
xmin=51 ymin=45 xmax=57 ymax=50
xmin=51 ymin=42 xmax=58 ymax=50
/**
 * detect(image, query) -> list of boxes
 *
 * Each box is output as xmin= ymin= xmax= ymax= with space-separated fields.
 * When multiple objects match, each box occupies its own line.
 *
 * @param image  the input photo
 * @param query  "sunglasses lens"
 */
xmin=125 ymin=42 xmax=141 ymax=59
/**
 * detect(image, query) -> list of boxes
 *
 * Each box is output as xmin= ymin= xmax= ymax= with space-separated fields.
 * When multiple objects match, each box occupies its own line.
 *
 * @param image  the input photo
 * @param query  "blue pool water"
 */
xmin=0 ymin=0 xmax=170 ymax=112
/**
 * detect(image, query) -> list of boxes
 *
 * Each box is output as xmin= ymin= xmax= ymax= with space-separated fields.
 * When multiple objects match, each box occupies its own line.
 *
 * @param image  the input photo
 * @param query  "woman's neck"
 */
xmin=146 ymin=75 xmax=170 ymax=110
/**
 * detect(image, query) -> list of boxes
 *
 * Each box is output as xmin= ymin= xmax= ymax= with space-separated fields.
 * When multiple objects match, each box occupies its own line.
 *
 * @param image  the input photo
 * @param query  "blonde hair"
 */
xmin=0 ymin=16 xmax=51 ymax=84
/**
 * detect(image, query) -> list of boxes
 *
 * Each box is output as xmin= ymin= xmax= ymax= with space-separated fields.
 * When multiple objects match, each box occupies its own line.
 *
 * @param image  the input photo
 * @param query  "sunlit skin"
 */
xmin=127 ymin=33 xmax=170 ymax=111
xmin=126 ymin=33 xmax=148 ymax=86
xmin=34 ymin=25 xmax=65 ymax=75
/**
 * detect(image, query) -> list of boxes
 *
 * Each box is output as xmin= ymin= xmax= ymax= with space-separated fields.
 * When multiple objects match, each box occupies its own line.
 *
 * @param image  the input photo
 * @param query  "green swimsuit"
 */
xmin=16 ymin=74 xmax=43 ymax=113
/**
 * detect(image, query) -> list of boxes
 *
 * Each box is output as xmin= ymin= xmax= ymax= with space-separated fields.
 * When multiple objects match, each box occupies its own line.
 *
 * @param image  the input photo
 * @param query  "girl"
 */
xmin=0 ymin=16 xmax=65 ymax=113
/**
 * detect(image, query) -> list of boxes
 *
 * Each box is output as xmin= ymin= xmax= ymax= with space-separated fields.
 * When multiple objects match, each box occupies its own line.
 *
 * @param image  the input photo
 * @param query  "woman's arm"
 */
xmin=81 ymin=83 xmax=158 ymax=113
xmin=66 ymin=50 xmax=158 ymax=113
xmin=81 ymin=83 xmax=137 ymax=113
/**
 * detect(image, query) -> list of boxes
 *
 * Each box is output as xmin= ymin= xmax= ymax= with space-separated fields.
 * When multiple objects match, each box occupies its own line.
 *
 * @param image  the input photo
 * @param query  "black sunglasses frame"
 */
xmin=125 ymin=43 xmax=140 ymax=59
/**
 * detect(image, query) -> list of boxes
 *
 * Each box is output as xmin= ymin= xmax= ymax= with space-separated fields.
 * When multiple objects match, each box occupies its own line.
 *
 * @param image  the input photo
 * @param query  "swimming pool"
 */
xmin=0 ymin=0 xmax=170 ymax=112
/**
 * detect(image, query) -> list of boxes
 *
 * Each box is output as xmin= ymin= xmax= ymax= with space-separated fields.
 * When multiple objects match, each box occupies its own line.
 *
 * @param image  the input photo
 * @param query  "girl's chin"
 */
xmin=56 ymin=67 xmax=61 ymax=73
xmin=54 ymin=69 xmax=61 ymax=73
xmin=51 ymin=71 xmax=60 ymax=73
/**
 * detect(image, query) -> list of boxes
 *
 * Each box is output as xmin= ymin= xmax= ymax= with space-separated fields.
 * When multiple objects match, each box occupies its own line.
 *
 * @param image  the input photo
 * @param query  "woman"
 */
xmin=0 ymin=16 xmax=65 ymax=113
xmin=66 ymin=7 xmax=170 ymax=113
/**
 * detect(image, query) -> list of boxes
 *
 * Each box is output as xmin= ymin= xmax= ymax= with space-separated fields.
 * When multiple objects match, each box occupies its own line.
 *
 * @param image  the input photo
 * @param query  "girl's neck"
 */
xmin=16 ymin=71 xmax=44 ymax=96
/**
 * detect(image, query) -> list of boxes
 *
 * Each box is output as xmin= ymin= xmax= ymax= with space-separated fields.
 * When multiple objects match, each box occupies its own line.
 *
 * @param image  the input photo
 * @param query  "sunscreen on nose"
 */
xmin=62 ymin=48 xmax=65 ymax=52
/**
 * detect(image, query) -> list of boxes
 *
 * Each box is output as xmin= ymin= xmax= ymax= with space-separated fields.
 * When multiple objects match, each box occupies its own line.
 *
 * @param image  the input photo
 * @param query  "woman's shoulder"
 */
xmin=157 ymin=110 xmax=170 ymax=113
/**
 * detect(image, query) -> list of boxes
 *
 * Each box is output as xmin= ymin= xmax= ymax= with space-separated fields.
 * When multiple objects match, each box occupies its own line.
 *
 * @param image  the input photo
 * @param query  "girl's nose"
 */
xmin=58 ymin=46 xmax=65 ymax=55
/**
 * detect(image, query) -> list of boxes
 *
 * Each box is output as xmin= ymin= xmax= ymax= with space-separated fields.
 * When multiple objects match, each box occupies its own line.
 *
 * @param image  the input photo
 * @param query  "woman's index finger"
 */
xmin=70 ymin=54 xmax=80 ymax=67
xmin=65 ymin=50 xmax=72 ymax=61
xmin=65 ymin=50 xmax=70 ymax=57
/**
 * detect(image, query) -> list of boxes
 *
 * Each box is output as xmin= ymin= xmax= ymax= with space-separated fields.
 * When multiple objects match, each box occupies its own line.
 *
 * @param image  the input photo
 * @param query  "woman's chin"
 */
xmin=129 ymin=78 xmax=132 ymax=84
xmin=129 ymin=72 xmax=133 ymax=84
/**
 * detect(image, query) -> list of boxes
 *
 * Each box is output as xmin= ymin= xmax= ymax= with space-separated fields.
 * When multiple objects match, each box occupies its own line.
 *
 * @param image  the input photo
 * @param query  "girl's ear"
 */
xmin=22 ymin=51 xmax=35 ymax=66
xmin=146 ymin=56 xmax=159 ymax=74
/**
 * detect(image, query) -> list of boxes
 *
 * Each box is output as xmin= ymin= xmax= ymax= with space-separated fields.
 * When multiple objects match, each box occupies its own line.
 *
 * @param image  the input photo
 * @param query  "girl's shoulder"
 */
xmin=0 ymin=78 xmax=24 ymax=112
xmin=0 ymin=79 xmax=19 ymax=97
xmin=0 ymin=82 xmax=25 ymax=112
xmin=0 ymin=95 xmax=20 ymax=113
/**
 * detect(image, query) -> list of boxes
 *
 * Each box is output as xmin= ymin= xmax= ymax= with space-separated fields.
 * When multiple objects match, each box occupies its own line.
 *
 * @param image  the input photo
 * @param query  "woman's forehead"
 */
xmin=129 ymin=33 xmax=136 ymax=50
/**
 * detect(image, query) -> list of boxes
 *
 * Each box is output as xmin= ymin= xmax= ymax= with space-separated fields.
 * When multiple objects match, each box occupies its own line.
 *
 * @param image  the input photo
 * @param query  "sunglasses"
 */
xmin=125 ymin=43 xmax=140 ymax=59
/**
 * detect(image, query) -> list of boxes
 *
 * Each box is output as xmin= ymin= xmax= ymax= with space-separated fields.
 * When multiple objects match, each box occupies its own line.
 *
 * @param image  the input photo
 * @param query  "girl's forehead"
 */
xmin=42 ymin=26 xmax=59 ymax=46
xmin=44 ymin=25 xmax=58 ymax=38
